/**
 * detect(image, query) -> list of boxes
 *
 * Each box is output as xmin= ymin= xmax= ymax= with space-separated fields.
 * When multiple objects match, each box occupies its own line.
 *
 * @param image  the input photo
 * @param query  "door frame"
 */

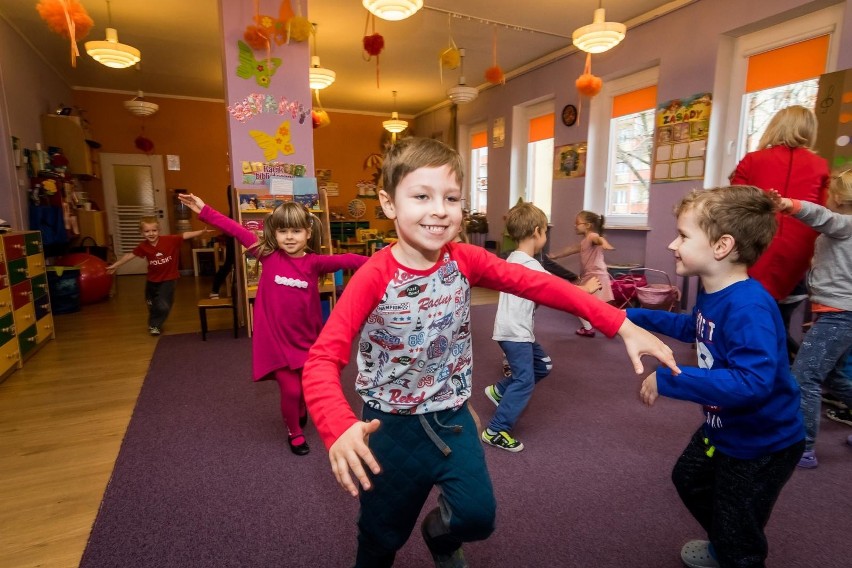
xmin=101 ymin=153 xmax=169 ymax=275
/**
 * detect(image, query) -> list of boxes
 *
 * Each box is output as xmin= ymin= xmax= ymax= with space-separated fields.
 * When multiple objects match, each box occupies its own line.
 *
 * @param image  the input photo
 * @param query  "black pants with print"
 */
xmin=672 ymin=427 xmax=804 ymax=568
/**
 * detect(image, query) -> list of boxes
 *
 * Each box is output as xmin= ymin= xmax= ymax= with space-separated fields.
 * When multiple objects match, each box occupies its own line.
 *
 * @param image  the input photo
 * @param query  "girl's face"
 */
xmin=574 ymin=215 xmax=590 ymax=236
xmin=141 ymin=222 xmax=160 ymax=245
xmin=379 ymin=165 xmax=463 ymax=267
xmin=275 ymin=226 xmax=310 ymax=256
xmin=668 ymin=207 xmax=714 ymax=277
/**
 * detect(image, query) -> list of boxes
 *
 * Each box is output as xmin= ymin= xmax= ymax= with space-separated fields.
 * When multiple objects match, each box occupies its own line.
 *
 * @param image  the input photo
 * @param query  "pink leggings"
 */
xmin=273 ymin=367 xmax=306 ymax=441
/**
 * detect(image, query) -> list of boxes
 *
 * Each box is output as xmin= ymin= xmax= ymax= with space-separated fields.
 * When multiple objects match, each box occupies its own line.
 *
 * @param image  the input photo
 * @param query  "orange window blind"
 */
xmin=471 ymin=131 xmax=487 ymax=149
xmin=612 ymin=85 xmax=658 ymax=118
xmin=746 ymin=35 xmax=829 ymax=93
xmin=528 ymin=113 xmax=555 ymax=143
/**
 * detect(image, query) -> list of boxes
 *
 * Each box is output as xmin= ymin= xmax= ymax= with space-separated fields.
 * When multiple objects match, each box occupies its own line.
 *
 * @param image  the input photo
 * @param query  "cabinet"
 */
xmin=234 ymin=187 xmax=335 ymax=337
xmin=41 ymin=115 xmax=99 ymax=177
xmin=0 ymin=231 xmax=55 ymax=383
xmin=330 ymin=221 xmax=370 ymax=245
xmin=76 ymin=209 xmax=109 ymax=246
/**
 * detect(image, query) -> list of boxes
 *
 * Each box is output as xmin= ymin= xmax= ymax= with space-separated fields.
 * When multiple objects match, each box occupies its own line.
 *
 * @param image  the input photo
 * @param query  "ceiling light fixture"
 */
xmin=84 ymin=1 xmax=141 ymax=68
xmin=572 ymin=4 xmax=626 ymax=54
xmin=447 ymin=48 xmax=478 ymax=105
xmin=383 ymin=91 xmax=408 ymax=134
xmin=363 ymin=0 xmax=423 ymax=22
xmin=309 ymin=23 xmax=336 ymax=90
xmin=124 ymin=90 xmax=158 ymax=117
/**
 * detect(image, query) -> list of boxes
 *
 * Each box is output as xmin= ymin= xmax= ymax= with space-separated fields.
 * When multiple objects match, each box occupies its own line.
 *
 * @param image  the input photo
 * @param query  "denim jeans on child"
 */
xmin=672 ymin=428 xmax=804 ymax=568
xmin=488 ymin=341 xmax=552 ymax=433
xmin=791 ymin=310 xmax=852 ymax=451
xmin=144 ymin=279 xmax=176 ymax=328
xmin=355 ymin=402 xmax=496 ymax=568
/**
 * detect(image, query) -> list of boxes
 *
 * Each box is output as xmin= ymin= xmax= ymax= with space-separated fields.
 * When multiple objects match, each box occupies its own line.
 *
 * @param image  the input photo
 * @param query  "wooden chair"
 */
xmin=197 ymin=268 xmax=239 ymax=341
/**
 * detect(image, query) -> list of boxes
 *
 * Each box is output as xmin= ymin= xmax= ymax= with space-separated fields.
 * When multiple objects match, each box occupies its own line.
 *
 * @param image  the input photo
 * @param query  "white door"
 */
xmin=101 ymin=154 xmax=169 ymax=275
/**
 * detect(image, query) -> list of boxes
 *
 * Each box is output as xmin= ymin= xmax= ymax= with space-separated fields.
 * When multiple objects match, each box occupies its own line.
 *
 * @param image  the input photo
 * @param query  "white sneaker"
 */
xmin=680 ymin=540 xmax=719 ymax=568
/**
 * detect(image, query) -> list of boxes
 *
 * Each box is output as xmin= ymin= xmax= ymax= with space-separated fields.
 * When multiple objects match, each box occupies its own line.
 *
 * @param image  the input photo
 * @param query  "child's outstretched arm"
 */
xmin=328 ymin=420 xmax=382 ymax=497
xmin=616 ymin=319 xmax=680 ymax=375
xmin=591 ymin=233 xmax=615 ymax=251
xmin=180 ymin=228 xmax=211 ymax=241
xmin=179 ymin=193 xmax=259 ymax=250
xmin=548 ymin=244 xmax=580 ymax=260
xmin=106 ymin=251 xmax=137 ymax=274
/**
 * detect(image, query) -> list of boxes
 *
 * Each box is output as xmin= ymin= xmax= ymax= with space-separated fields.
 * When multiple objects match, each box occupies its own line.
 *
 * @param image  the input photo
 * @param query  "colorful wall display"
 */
xmin=553 ymin=142 xmax=587 ymax=179
xmin=652 ymin=93 xmax=712 ymax=183
xmin=814 ymin=69 xmax=852 ymax=172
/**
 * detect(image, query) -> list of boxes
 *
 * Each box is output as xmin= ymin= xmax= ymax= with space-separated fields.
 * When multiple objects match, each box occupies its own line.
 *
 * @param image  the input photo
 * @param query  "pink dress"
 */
xmin=199 ymin=206 xmax=367 ymax=380
xmin=579 ymin=233 xmax=613 ymax=303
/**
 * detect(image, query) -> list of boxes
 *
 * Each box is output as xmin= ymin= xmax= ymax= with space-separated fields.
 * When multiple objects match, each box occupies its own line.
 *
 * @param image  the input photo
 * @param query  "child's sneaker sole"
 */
xmin=680 ymin=540 xmax=719 ymax=568
xmin=481 ymin=430 xmax=524 ymax=452
xmin=797 ymin=450 xmax=818 ymax=469
xmin=825 ymin=408 xmax=852 ymax=427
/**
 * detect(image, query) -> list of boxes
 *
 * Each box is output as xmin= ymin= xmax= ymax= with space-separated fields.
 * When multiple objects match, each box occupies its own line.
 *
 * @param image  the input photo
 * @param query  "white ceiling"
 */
xmin=0 ymin=0 xmax=689 ymax=116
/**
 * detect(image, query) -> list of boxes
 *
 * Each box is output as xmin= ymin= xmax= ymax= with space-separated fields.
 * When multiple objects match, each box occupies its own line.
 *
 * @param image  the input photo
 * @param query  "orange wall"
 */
xmin=313 ymin=111 xmax=396 ymax=234
xmin=71 ymin=91 xmax=232 ymax=223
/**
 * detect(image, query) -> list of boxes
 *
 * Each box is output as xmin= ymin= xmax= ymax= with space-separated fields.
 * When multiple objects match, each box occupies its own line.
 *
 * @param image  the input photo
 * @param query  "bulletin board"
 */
xmin=652 ymin=93 xmax=712 ymax=183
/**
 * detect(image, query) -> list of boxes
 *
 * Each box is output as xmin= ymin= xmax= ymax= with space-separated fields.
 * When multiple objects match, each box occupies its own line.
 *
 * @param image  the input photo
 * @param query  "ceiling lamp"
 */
xmin=84 ymin=1 xmax=141 ymax=68
xmin=572 ymin=6 xmax=626 ymax=54
xmin=124 ymin=91 xmax=158 ymax=117
xmin=309 ymin=24 xmax=335 ymax=90
xmin=363 ymin=0 xmax=423 ymax=22
xmin=447 ymin=48 xmax=478 ymax=105
xmin=383 ymin=91 xmax=408 ymax=134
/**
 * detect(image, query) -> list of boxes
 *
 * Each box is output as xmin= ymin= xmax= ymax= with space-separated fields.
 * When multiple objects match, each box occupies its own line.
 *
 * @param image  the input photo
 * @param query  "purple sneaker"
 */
xmin=797 ymin=450 xmax=818 ymax=469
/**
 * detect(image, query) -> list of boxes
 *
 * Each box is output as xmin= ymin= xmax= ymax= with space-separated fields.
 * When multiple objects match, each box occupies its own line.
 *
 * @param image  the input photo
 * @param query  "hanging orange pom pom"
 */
xmin=312 ymin=110 xmax=331 ymax=129
xmin=576 ymin=53 xmax=602 ymax=97
xmin=289 ymin=16 xmax=312 ymax=42
xmin=363 ymin=33 xmax=384 ymax=56
xmin=244 ymin=26 xmax=269 ymax=51
xmin=36 ymin=0 xmax=93 ymax=39
xmin=485 ymin=66 xmax=505 ymax=85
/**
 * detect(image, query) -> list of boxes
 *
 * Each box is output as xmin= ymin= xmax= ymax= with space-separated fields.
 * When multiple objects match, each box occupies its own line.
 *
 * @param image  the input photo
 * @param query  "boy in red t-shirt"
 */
xmin=108 ymin=216 xmax=207 ymax=335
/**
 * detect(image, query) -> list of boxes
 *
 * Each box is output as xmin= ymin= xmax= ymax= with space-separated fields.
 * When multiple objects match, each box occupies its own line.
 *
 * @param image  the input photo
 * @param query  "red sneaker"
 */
xmin=575 ymin=327 xmax=596 ymax=338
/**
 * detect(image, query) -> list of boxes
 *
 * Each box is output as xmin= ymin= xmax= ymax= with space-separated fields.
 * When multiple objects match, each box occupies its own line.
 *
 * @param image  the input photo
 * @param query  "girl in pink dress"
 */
xmin=179 ymin=193 xmax=368 ymax=456
xmin=549 ymin=210 xmax=614 ymax=337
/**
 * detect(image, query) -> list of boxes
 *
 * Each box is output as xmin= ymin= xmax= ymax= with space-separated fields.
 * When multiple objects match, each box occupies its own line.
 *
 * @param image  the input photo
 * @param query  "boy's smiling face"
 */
xmin=141 ymin=222 xmax=160 ymax=245
xmin=379 ymin=165 xmax=463 ymax=268
xmin=668 ymin=207 xmax=714 ymax=277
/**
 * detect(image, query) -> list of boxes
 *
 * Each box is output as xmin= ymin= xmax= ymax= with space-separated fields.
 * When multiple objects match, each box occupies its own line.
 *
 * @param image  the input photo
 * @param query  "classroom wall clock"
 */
xmin=561 ymin=104 xmax=578 ymax=127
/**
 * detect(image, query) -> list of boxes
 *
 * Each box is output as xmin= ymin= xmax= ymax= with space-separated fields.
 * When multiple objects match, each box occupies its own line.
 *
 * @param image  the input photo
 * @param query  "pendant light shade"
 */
xmin=362 ymin=0 xmax=423 ymax=22
xmin=85 ymin=26 xmax=141 ymax=68
xmin=572 ymin=7 xmax=626 ymax=54
xmin=383 ymin=91 xmax=408 ymax=133
xmin=124 ymin=91 xmax=158 ymax=117
xmin=309 ymin=24 xmax=335 ymax=90
xmin=447 ymin=48 xmax=478 ymax=105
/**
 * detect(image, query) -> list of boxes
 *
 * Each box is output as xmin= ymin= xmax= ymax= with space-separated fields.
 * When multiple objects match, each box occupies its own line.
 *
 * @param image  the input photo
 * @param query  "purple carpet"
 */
xmin=80 ymin=305 xmax=851 ymax=567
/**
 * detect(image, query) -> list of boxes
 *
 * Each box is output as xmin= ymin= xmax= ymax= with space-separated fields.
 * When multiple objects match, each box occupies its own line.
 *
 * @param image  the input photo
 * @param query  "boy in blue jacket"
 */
xmin=627 ymin=185 xmax=804 ymax=568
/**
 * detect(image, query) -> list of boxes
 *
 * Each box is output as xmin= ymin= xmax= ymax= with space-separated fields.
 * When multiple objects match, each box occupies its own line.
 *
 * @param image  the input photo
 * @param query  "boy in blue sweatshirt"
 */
xmin=627 ymin=185 xmax=804 ymax=568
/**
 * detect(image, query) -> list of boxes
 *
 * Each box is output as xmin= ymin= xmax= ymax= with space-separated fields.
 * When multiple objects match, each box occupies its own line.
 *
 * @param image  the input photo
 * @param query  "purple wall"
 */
xmin=416 ymin=0 xmax=851 ymax=297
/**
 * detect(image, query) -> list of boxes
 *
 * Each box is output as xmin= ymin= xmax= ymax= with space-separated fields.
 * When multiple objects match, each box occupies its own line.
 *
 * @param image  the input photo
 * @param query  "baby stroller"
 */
xmin=630 ymin=268 xmax=680 ymax=312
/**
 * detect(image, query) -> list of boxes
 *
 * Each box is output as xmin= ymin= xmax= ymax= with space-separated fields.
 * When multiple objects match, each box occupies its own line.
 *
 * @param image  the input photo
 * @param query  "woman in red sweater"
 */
xmin=730 ymin=105 xmax=830 ymax=357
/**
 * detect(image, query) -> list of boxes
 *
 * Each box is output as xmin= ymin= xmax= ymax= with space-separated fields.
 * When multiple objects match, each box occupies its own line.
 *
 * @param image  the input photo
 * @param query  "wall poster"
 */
xmin=652 ymin=93 xmax=712 ymax=183
xmin=553 ymin=142 xmax=587 ymax=179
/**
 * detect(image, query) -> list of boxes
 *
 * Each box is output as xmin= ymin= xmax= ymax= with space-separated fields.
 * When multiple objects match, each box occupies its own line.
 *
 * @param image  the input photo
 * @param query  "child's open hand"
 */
xmin=616 ymin=319 xmax=681 ymax=376
xmin=640 ymin=372 xmax=659 ymax=406
xmin=177 ymin=193 xmax=205 ymax=214
xmin=328 ymin=419 xmax=382 ymax=497
xmin=766 ymin=189 xmax=793 ymax=213
xmin=581 ymin=276 xmax=602 ymax=294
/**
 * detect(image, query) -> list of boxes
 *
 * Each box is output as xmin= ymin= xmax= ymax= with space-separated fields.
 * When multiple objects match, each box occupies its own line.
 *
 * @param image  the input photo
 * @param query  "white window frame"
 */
xmin=709 ymin=4 xmax=844 ymax=187
xmin=468 ymin=122 xmax=488 ymax=214
xmin=510 ymin=97 xmax=555 ymax=216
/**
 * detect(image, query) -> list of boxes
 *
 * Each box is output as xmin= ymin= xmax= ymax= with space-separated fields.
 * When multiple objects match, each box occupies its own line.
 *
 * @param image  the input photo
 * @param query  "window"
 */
xmin=586 ymin=67 xmax=659 ymax=226
xmin=468 ymin=129 xmax=488 ymax=213
xmin=526 ymin=108 xmax=554 ymax=219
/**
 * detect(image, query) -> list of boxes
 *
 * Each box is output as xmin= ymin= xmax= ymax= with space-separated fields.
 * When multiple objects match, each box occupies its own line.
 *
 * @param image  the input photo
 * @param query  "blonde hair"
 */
xmin=577 ymin=210 xmax=606 ymax=235
xmin=382 ymin=137 xmax=464 ymax=198
xmin=139 ymin=216 xmax=159 ymax=229
xmin=830 ymin=169 xmax=852 ymax=205
xmin=505 ymin=202 xmax=548 ymax=242
xmin=252 ymin=201 xmax=322 ymax=257
xmin=675 ymin=186 xmax=776 ymax=266
xmin=758 ymin=105 xmax=818 ymax=150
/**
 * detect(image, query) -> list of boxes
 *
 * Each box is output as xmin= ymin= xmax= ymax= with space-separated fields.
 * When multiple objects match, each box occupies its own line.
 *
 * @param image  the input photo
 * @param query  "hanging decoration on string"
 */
xmin=575 ymin=53 xmax=602 ymax=97
xmin=312 ymin=85 xmax=331 ymax=129
xmin=36 ymin=0 xmax=94 ymax=68
xmin=244 ymin=0 xmax=294 ymax=49
xmin=362 ymin=12 xmax=385 ymax=89
xmin=484 ymin=27 xmax=505 ymax=85
xmin=438 ymin=14 xmax=460 ymax=84
xmin=288 ymin=0 xmax=312 ymax=42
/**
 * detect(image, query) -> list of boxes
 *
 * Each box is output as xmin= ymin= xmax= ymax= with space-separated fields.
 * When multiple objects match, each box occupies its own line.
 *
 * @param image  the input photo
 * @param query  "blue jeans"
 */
xmin=488 ymin=341 xmax=552 ymax=433
xmin=144 ymin=279 xmax=176 ymax=328
xmin=791 ymin=311 xmax=852 ymax=451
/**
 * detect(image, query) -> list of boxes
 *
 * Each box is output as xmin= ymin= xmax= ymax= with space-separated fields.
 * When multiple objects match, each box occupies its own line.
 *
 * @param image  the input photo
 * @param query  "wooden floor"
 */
xmin=0 ymin=274 xmax=498 ymax=568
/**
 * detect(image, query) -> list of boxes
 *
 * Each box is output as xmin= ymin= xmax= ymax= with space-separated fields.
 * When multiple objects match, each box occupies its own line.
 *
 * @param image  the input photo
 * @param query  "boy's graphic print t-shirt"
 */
xmin=133 ymin=235 xmax=183 ymax=282
xmin=357 ymin=252 xmax=472 ymax=414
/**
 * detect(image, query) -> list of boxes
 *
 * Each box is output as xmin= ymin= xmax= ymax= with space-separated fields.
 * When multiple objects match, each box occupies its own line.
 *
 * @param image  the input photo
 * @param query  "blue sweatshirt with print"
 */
xmin=627 ymin=278 xmax=804 ymax=459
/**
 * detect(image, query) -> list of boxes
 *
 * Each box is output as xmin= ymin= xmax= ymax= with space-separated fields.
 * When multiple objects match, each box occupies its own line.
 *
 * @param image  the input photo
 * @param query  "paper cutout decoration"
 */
xmin=249 ymin=121 xmax=295 ymax=160
xmin=236 ymin=40 xmax=282 ymax=88
xmin=245 ymin=0 xmax=295 ymax=48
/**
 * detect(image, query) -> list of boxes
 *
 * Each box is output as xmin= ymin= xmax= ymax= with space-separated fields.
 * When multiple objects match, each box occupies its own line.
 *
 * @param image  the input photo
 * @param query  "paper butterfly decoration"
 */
xmin=249 ymin=121 xmax=295 ymax=161
xmin=236 ymin=40 xmax=282 ymax=88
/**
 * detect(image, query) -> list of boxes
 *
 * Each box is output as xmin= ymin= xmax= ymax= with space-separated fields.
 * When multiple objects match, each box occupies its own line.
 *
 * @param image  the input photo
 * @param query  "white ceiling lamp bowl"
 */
xmin=572 ymin=7 xmax=626 ymax=54
xmin=363 ymin=0 xmax=423 ymax=21
xmin=124 ymin=91 xmax=158 ymax=117
xmin=383 ymin=91 xmax=408 ymax=134
xmin=447 ymin=48 xmax=478 ymax=105
xmin=84 ymin=1 xmax=141 ymax=69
